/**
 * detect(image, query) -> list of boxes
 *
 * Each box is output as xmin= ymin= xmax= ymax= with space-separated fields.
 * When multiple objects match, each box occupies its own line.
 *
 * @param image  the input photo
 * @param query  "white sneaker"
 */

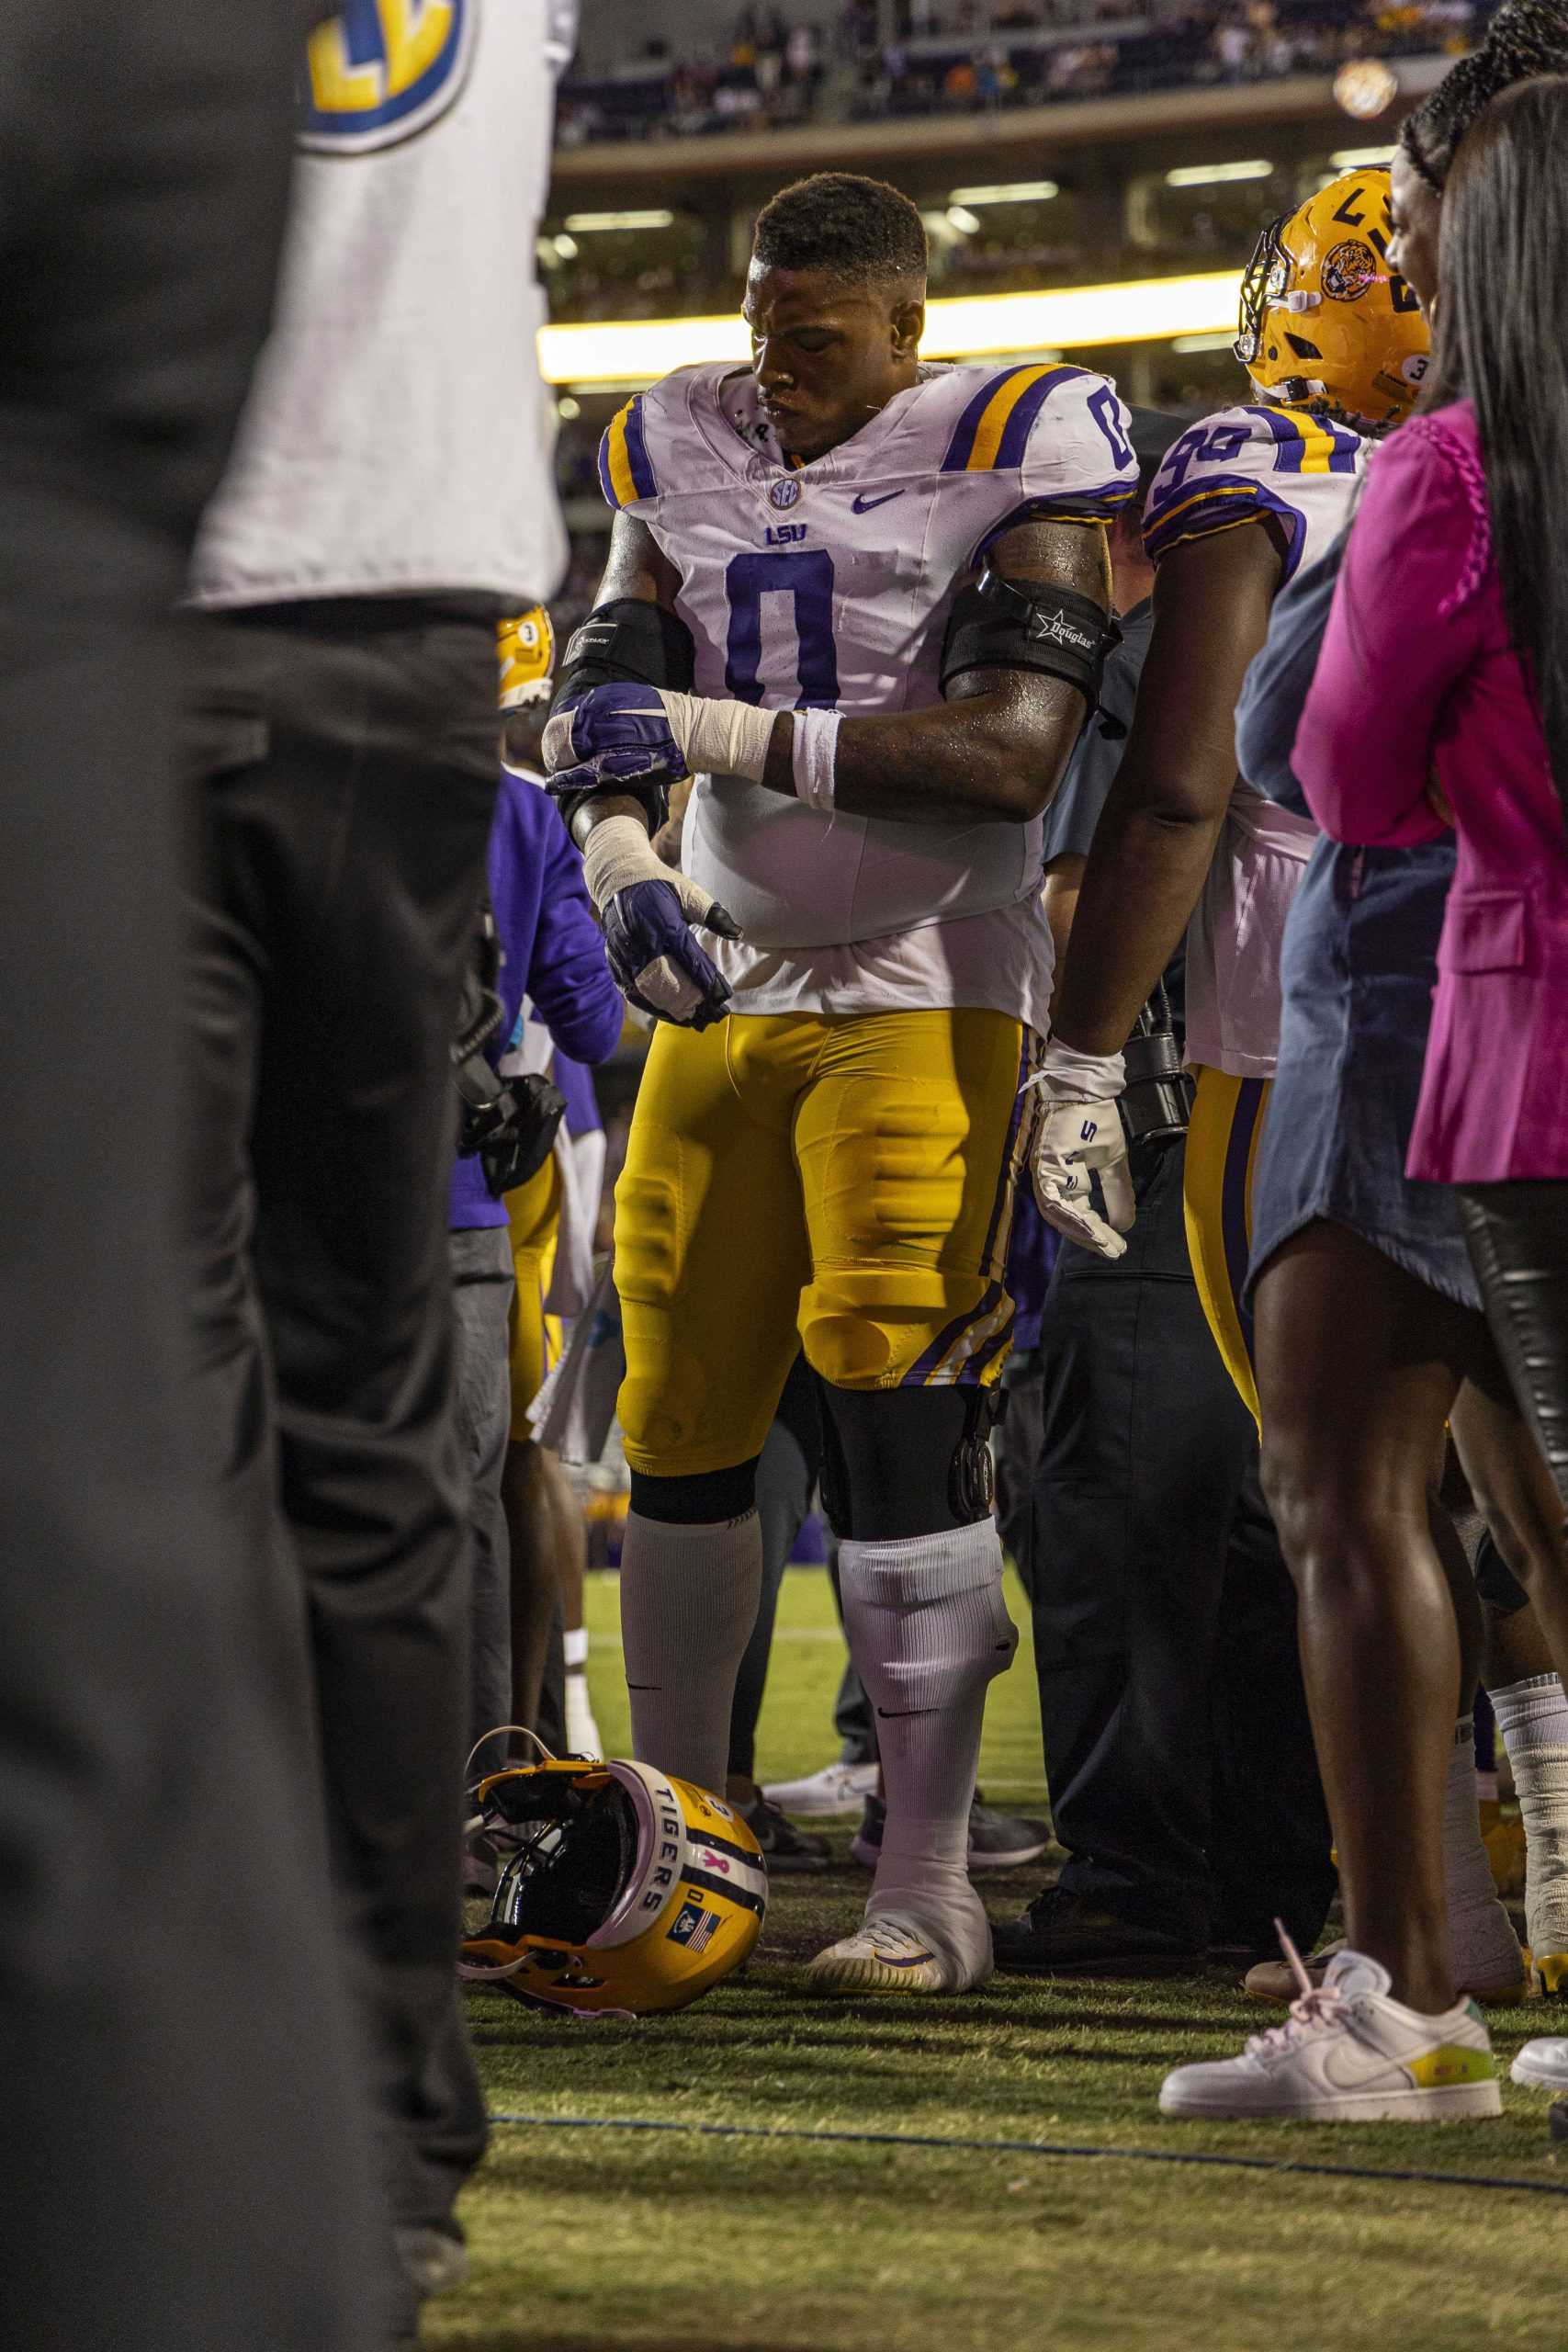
xmin=1160 ymin=1937 xmax=1500 ymax=2120
xmin=762 ymin=1758 xmax=879 ymax=1816
xmin=807 ymin=1905 xmax=993 ymax=1996
xmin=1511 ymin=2038 xmax=1568 ymax=2090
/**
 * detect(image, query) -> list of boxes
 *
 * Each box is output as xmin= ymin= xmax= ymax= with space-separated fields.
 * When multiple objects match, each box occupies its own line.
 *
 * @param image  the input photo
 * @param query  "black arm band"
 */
xmin=547 ymin=598 xmax=697 ymax=834
xmin=940 ymin=571 xmax=1122 ymax=714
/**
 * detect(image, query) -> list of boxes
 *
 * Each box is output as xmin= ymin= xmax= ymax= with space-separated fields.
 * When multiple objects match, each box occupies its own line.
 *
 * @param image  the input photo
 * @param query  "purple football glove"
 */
xmin=603 ymin=878 xmax=740 ymax=1031
xmin=543 ymin=683 xmax=690 ymax=800
xmin=579 ymin=811 xmax=742 ymax=1029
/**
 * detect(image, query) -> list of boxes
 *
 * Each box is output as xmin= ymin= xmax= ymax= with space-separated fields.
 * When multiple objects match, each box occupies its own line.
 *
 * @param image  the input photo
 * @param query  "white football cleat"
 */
xmin=1511 ymin=2038 xmax=1568 ymax=2091
xmin=762 ymin=1758 xmax=879 ymax=1816
xmin=1160 ymin=1935 xmax=1500 ymax=2121
xmin=807 ymin=1905 xmax=993 ymax=1996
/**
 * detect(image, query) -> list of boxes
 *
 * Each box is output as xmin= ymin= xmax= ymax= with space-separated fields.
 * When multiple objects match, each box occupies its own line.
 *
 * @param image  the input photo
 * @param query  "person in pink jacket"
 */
xmin=1294 ymin=77 xmax=1568 ymax=1542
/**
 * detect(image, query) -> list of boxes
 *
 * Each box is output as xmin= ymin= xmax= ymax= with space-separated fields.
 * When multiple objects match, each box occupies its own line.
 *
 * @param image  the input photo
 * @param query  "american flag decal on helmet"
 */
xmin=667 ymin=1903 xmax=720 ymax=1953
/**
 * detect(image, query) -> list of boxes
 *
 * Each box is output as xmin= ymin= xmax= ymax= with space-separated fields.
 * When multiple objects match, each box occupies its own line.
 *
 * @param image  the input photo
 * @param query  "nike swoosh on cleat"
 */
xmin=852 ymin=490 xmax=905 ymax=513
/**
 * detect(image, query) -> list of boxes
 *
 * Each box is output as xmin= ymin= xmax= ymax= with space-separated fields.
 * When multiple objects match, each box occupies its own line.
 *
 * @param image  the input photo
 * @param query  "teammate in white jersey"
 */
xmin=544 ymin=173 xmax=1136 ymax=1995
xmin=1035 ymin=169 xmax=1429 ymax=1424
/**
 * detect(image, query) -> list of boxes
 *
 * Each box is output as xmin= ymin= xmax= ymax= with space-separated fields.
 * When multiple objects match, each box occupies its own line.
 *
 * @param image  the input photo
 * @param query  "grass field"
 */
xmin=432 ymin=1566 xmax=1568 ymax=2352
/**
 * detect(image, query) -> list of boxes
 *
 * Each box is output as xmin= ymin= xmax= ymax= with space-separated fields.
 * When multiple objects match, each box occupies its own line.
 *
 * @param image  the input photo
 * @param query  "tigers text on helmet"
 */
xmin=497 ymin=606 xmax=558 ymax=709
xmin=1234 ymin=168 xmax=1429 ymax=434
xmin=458 ymin=1756 xmax=767 ymax=2018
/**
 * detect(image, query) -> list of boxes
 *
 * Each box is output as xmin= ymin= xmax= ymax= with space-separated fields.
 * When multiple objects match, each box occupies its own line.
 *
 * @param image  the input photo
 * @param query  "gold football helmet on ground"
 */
xmin=460 ymin=1756 xmax=767 ymax=2018
xmin=496 ymin=607 xmax=557 ymax=710
xmin=1235 ymin=168 xmax=1430 ymax=434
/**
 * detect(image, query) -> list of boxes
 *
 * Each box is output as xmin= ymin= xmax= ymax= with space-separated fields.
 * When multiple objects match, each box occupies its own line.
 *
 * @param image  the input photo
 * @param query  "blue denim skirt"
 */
xmin=1247 ymin=835 xmax=1481 ymax=1312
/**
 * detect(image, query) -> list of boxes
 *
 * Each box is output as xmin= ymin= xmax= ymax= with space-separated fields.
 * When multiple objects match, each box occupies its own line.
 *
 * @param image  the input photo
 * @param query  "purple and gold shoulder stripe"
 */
xmin=597 ymin=396 xmax=659 ymax=511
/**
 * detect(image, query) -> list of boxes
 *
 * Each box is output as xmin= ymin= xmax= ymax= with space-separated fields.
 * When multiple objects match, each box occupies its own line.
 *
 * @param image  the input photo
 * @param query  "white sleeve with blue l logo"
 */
xmin=191 ymin=0 xmax=570 ymax=610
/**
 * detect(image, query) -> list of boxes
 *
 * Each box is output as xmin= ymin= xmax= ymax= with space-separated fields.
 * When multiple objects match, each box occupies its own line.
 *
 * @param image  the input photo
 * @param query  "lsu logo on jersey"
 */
xmin=300 ymin=0 xmax=476 ymax=154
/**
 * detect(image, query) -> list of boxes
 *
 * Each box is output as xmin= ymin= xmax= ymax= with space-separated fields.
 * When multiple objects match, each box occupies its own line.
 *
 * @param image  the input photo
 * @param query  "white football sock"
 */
xmin=1446 ymin=1714 xmax=1526 ymax=1994
xmin=1492 ymin=1674 xmax=1568 ymax=1958
xmin=839 ymin=1520 xmax=1016 ymax=1966
xmin=618 ymin=1510 xmax=762 ymax=1794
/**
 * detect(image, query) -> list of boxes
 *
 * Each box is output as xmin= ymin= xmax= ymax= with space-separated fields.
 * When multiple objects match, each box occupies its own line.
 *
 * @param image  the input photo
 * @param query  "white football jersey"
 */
xmin=1143 ymin=401 xmax=1367 ymax=1078
xmin=192 ymin=0 xmax=573 ymax=611
xmin=599 ymin=358 xmax=1136 ymax=1020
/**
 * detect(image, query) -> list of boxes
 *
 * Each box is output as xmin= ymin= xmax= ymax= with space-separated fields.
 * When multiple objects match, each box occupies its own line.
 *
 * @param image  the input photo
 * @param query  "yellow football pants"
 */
xmin=615 ymin=1007 xmax=1038 ymax=1479
xmin=505 ymin=1149 xmax=563 ymax=1442
xmin=1182 ymin=1064 xmax=1271 ymax=1431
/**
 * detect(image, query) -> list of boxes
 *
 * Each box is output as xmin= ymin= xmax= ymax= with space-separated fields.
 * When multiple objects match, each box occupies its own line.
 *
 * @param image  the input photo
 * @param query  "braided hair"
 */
xmin=1400 ymin=0 xmax=1568 ymax=189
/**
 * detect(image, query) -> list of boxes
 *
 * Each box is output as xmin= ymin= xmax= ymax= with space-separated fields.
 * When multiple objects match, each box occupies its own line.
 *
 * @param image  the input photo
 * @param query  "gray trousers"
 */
xmin=452 ymin=1225 xmax=516 ymax=1772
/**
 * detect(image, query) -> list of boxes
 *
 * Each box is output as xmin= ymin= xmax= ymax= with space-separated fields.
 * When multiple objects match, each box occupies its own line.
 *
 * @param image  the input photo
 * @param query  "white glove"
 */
xmin=1025 ymin=1038 xmax=1134 ymax=1261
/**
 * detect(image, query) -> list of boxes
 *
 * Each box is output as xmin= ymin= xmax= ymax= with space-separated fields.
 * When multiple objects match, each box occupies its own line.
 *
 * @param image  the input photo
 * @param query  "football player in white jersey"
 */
xmin=1033 ymin=168 xmax=1428 ymax=1429
xmin=543 ymin=173 xmax=1137 ymax=1995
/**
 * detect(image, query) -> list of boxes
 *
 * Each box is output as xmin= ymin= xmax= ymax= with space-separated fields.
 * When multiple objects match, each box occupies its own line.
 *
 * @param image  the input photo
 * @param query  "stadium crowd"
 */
xmin=554 ymin=0 xmax=1483 ymax=143
xmin=5 ymin=2 xmax=1568 ymax=2348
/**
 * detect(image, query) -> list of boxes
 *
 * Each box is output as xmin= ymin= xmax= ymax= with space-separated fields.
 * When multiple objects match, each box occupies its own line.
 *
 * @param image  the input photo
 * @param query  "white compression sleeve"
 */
xmin=839 ymin=1521 xmax=1016 ymax=1959
xmin=617 ymin=1510 xmax=764 ymax=1794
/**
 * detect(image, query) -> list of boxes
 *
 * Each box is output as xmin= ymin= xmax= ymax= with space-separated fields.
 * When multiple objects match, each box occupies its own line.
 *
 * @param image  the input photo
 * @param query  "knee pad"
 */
xmin=840 ymin=1523 xmax=1017 ymax=1719
xmin=800 ymin=1262 xmax=963 ymax=1388
xmin=617 ymin=1340 xmax=715 ymax=1470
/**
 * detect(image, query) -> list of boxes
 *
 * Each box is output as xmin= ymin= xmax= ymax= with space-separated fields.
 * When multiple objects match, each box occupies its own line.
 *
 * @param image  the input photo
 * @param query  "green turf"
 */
xmin=431 ymin=1566 xmax=1568 ymax=2352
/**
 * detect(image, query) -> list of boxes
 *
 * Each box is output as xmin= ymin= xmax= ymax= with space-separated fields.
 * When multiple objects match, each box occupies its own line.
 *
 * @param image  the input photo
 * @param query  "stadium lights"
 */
xmin=946 ymin=205 xmax=983 ymax=234
xmin=537 ymin=270 xmax=1244 ymax=385
xmin=1330 ymin=144 xmax=1395 ymax=167
xmin=1165 ymin=159 xmax=1274 ymax=186
xmin=1171 ymin=331 xmax=1237 ymax=354
xmin=947 ymin=180 xmax=1060 ymax=205
xmin=562 ymin=209 xmax=677 ymax=232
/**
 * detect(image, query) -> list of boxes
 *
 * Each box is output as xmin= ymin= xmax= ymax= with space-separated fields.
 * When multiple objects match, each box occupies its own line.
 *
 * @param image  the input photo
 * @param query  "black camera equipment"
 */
xmin=1119 ymin=978 xmax=1192 ymax=1148
xmin=453 ymin=903 xmax=566 ymax=1199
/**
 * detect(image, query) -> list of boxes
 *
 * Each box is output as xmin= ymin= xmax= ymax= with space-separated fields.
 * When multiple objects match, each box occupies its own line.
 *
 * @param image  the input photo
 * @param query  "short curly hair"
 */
xmin=1401 ymin=0 xmax=1568 ymax=189
xmin=752 ymin=173 xmax=929 ymax=288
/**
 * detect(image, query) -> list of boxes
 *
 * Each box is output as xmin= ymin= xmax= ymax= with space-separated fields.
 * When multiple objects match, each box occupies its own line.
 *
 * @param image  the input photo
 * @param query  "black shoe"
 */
xmin=990 ymin=1885 xmax=1204 ymax=1977
xmin=740 ymin=1794 xmax=832 ymax=1871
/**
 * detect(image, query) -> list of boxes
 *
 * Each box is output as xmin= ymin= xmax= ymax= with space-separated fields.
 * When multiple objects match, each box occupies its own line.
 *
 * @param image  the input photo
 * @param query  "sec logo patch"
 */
xmin=300 ymin=0 xmax=476 ymax=154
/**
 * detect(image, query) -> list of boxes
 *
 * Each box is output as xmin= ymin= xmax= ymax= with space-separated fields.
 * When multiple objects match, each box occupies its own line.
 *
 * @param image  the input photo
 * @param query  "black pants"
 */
xmin=1031 ymin=1136 xmax=1333 ymax=1950
xmin=1460 ymin=1182 xmax=1568 ymax=1517
xmin=184 ymin=602 xmax=500 ymax=2264
xmin=0 ymin=9 xmax=380 ymax=2350
xmin=452 ymin=1225 xmax=515 ymax=1773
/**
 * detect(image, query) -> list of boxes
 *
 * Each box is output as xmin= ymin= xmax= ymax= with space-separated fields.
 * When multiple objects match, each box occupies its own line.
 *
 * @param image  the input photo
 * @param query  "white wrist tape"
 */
xmin=662 ymin=691 xmax=776 ymax=784
xmin=580 ymin=812 xmax=671 ymax=913
xmin=790 ymin=707 xmax=841 ymax=814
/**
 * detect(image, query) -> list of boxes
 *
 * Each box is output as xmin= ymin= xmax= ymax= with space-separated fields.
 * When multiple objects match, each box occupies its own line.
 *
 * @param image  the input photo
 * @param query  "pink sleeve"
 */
xmin=1292 ymin=419 xmax=1487 ymax=848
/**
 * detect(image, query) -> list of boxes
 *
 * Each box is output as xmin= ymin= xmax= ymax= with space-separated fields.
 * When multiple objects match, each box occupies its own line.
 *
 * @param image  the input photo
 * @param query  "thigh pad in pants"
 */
xmin=795 ymin=1008 xmax=1036 ymax=1391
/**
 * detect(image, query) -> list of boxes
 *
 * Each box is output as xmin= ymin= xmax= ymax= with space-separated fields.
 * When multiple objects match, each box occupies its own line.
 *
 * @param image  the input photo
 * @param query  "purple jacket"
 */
xmin=1293 ymin=401 xmax=1568 ymax=1184
xmin=450 ymin=768 xmax=624 ymax=1229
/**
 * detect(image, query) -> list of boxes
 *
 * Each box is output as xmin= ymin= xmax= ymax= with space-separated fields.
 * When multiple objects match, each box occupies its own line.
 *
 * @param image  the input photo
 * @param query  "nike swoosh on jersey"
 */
xmin=852 ymin=490 xmax=906 ymax=513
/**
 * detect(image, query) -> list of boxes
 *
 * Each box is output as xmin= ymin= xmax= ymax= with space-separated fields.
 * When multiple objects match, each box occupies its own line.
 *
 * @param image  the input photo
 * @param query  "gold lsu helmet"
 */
xmin=1235 ymin=168 xmax=1430 ymax=434
xmin=496 ymin=606 xmax=557 ymax=710
xmin=459 ymin=1756 xmax=767 ymax=2018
